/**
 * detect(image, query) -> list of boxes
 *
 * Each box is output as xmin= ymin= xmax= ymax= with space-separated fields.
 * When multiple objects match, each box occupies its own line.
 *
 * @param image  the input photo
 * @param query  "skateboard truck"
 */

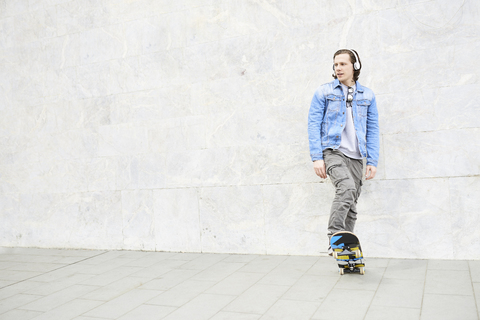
xmin=348 ymin=261 xmax=355 ymax=271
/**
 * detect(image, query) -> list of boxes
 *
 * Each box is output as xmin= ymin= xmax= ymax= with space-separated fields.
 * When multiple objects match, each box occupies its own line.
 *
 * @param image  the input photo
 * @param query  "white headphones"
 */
xmin=333 ymin=49 xmax=361 ymax=71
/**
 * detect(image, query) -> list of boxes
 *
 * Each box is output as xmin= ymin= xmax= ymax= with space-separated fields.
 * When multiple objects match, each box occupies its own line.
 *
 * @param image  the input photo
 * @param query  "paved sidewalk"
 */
xmin=0 ymin=247 xmax=479 ymax=320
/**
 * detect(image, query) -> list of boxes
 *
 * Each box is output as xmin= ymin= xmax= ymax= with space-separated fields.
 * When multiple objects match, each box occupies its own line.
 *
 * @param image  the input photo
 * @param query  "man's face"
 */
xmin=333 ymin=53 xmax=354 ymax=85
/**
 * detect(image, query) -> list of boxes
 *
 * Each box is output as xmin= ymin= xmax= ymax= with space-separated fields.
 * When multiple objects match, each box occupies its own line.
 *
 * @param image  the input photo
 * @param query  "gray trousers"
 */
xmin=324 ymin=149 xmax=363 ymax=237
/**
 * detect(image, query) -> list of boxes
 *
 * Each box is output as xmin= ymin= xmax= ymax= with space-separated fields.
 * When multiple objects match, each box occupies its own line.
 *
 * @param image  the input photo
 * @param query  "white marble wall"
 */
xmin=1 ymin=0 xmax=479 ymax=259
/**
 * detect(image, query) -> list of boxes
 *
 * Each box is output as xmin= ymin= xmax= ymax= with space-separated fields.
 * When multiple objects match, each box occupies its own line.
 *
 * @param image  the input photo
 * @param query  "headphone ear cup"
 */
xmin=349 ymin=49 xmax=360 ymax=70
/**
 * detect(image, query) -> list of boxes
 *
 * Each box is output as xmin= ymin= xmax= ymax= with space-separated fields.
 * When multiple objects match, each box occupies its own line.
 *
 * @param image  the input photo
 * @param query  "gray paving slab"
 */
xmin=222 ymin=283 xmax=290 ymax=315
xmin=365 ymin=306 xmax=420 ymax=320
xmin=0 ymin=281 xmax=44 ymax=300
xmin=146 ymin=279 xmax=217 ymax=307
xmin=470 ymin=260 xmax=480 ymax=282
xmin=116 ymin=305 xmax=177 ymax=320
xmin=83 ymin=289 xmax=163 ymax=319
xmin=189 ymin=262 xmax=246 ymax=282
xmin=420 ymin=294 xmax=477 ymax=320
xmin=474 ymin=283 xmax=480 ymax=320
xmin=371 ymin=278 xmax=424 ymax=309
xmin=27 ymin=299 xmax=103 ymax=320
xmin=205 ymin=272 xmax=265 ymax=296
xmin=281 ymin=274 xmax=336 ymax=302
xmin=383 ymin=259 xmax=428 ymax=280
xmin=425 ymin=269 xmax=473 ymax=295
xmin=0 ymin=308 xmax=43 ymax=320
xmin=260 ymin=299 xmax=321 ymax=320
xmin=162 ymin=293 xmax=236 ymax=320
xmin=210 ymin=312 xmax=260 ymax=320
xmin=311 ymin=288 xmax=376 ymax=319
xmin=20 ymin=285 xmax=99 ymax=312
xmin=0 ymin=247 xmax=479 ymax=320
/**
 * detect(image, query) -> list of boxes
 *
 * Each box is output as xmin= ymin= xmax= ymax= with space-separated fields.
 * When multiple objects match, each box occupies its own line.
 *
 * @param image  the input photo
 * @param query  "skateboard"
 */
xmin=330 ymin=231 xmax=365 ymax=275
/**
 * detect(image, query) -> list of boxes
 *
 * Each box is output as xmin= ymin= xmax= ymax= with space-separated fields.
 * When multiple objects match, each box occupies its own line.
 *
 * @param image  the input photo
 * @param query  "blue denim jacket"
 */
xmin=308 ymin=79 xmax=380 ymax=167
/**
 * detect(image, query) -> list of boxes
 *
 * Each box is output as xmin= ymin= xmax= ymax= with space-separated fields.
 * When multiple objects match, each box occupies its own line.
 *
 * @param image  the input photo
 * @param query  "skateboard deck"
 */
xmin=330 ymin=231 xmax=365 ymax=275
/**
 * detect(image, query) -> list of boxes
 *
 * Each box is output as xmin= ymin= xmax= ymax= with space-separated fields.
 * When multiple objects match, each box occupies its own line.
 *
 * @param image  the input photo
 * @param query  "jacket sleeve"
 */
xmin=365 ymin=94 xmax=380 ymax=167
xmin=308 ymin=89 xmax=325 ymax=161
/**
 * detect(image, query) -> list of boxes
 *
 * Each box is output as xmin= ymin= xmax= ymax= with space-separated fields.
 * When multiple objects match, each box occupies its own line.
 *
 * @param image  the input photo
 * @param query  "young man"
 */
xmin=307 ymin=49 xmax=379 ymax=255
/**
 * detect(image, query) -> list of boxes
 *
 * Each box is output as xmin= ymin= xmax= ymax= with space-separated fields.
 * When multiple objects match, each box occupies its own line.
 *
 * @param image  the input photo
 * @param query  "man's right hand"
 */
xmin=313 ymin=160 xmax=327 ymax=179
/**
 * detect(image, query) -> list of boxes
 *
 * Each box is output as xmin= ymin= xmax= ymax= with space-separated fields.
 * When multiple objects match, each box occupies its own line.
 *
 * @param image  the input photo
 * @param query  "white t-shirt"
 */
xmin=338 ymin=83 xmax=362 ymax=159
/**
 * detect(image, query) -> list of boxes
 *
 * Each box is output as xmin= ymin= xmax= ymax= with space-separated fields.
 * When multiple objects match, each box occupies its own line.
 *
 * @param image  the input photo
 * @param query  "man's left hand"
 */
xmin=365 ymin=165 xmax=377 ymax=180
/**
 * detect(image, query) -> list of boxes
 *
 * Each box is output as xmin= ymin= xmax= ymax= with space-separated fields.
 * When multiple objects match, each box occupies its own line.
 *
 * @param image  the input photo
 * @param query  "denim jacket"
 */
xmin=308 ymin=79 xmax=380 ymax=167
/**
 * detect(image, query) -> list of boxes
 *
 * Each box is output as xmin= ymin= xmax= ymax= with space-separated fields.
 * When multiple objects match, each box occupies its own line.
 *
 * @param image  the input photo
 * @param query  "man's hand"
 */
xmin=365 ymin=165 xmax=377 ymax=180
xmin=313 ymin=160 xmax=327 ymax=179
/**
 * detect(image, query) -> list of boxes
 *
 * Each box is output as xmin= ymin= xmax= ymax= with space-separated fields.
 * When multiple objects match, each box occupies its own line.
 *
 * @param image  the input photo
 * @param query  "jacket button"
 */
xmin=336 ymin=136 xmax=339 ymax=138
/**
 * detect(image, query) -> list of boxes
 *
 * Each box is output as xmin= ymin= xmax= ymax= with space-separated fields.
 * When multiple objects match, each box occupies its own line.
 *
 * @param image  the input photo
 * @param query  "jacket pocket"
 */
xmin=357 ymin=99 xmax=370 ymax=117
xmin=326 ymin=94 xmax=342 ymax=111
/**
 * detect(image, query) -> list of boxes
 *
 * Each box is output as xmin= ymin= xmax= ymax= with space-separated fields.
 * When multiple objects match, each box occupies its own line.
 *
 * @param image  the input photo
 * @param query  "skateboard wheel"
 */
xmin=333 ymin=252 xmax=338 ymax=259
xmin=354 ymin=249 xmax=361 ymax=258
xmin=339 ymin=268 xmax=344 ymax=275
xmin=359 ymin=267 xmax=365 ymax=275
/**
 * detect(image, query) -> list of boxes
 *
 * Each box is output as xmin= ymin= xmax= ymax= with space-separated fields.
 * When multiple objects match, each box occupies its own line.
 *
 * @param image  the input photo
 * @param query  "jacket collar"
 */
xmin=356 ymin=82 xmax=364 ymax=93
xmin=334 ymin=78 xmax=364 ymax=93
